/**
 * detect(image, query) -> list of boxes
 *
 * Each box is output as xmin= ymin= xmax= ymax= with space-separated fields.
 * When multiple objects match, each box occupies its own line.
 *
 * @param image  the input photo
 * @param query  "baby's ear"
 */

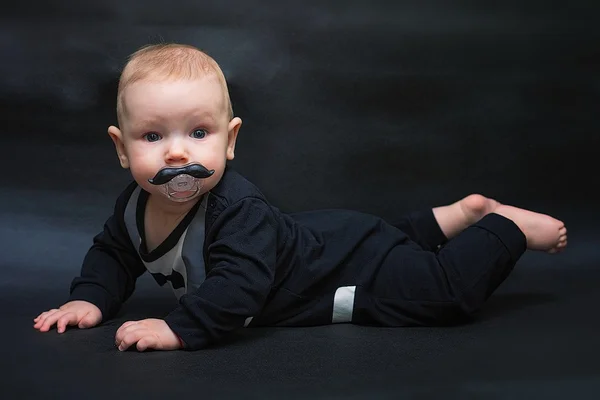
xmin=226 ymin=117 xmax=242 ymax=160
xmin=107 ymin=126 xmax=130 ymax=168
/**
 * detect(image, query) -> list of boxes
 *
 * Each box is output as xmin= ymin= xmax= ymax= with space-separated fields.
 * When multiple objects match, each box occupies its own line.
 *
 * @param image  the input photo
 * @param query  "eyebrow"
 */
xmin=193 ymin=111 xmax=216 ymax=123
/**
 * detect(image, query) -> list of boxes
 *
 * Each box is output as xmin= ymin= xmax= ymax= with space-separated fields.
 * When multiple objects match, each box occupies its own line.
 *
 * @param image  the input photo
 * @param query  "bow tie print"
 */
xmin=151 ymin=270 xmax=185 ymax=289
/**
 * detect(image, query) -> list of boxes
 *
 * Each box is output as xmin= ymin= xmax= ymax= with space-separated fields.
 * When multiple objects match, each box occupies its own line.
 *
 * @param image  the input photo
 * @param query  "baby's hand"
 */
xmin=33 ymin=300 xmax=102 ymax=333
xmin=115 ymin=318 xmax=183 ymax=352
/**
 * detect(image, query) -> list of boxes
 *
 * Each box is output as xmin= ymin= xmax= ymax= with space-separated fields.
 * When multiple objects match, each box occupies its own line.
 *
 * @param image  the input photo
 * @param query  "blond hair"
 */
xmin=116 ymin=43 xmax=233 ymax=126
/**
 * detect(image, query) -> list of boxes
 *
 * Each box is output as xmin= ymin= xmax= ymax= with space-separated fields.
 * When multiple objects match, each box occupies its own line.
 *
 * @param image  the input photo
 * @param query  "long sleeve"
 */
xmin=68 ymin=185 xmax=147 ymax=321
xmin=164 ymin=197 xmax=278 ymax=350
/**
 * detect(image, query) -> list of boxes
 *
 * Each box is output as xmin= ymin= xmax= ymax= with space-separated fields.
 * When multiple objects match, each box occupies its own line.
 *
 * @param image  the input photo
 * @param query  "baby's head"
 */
xmin=108 ymin=43 xmax=242 ymax=205
xmin=115 ymin=43 xmax=233 ymax=127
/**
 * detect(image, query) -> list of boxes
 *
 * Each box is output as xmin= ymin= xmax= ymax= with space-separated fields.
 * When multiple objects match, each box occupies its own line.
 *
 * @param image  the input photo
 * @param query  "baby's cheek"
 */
xmin=128 ymin=163 xmax=156 ymax=188
xmin=128 ymin=164 xmax=146 ymax=181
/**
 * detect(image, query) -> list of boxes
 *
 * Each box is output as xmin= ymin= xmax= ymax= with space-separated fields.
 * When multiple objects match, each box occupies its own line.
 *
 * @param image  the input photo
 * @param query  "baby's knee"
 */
xmin=421 ymin=296 xmax=482 ymax=326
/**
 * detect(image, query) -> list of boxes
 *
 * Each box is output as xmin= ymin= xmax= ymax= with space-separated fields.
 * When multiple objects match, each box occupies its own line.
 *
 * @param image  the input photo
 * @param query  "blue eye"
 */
xmin=191 ymin=129 xmax=207 ymax=139
xmin=144 ymin=132 xmax=161 ymax=142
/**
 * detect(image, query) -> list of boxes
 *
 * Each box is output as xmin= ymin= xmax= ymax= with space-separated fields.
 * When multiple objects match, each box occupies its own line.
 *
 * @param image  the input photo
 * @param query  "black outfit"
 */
xmin=68 ymin=167 xmax=527 ymax=350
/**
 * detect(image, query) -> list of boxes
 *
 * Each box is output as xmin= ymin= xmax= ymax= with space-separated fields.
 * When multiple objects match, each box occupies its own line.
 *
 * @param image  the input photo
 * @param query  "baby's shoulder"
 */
xmin=209 ymin=167 xmax=268 ymax=207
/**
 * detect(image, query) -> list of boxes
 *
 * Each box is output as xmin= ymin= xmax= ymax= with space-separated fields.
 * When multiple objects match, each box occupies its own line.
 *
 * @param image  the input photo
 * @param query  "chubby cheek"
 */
xmin=201 ymin=156 xmax=227 ymax=193
xmin=125 ymin=148 xmax=162 ymax=189
xmin=128 ymin=164 xmax=160 ymax=194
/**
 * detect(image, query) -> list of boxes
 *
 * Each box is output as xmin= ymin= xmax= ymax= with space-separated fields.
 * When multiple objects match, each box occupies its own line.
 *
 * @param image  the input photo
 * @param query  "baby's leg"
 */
xmin=394 ymin=194 xmax=504 ymax=252
xmin=392 ymin=210 xmax=448 ymax=252
xmin=394 ymin=194 xmax=507 ymax=252
xmin=354 ymin=201 xmax=567 ymax=327
xmin=354 ymin=213 xmax=528 ymax=326
xmin=433 ymin=194 xmax=567 ymax=253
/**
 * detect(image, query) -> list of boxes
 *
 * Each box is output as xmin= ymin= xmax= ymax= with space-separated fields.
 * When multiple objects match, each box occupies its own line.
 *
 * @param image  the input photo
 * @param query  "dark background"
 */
xmin=1 ymin=1 xmax=599 ymax=399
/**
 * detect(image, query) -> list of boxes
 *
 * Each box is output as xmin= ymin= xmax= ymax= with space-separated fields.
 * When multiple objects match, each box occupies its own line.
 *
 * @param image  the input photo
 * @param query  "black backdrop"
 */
xmin=3 ymin=1 xmax=598 ymax=216
xmin=2 ymin=1 xmax=599 ymax=398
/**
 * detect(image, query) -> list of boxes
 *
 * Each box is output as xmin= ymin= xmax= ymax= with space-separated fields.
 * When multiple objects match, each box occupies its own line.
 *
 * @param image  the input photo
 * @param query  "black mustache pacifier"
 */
xmin=148 ymin=163 xmax=215 ymax=202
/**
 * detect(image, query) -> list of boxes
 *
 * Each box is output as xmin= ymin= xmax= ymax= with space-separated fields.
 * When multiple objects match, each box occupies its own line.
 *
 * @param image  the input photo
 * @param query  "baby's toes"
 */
xmin=547 ymin=234 xmax=568 ymax=253
xmin=553 ymin=240 xmax=567 ymax=253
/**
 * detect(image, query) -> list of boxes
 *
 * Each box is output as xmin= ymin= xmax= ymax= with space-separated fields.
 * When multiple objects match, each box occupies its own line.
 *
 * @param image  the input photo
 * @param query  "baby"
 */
xmin=33 ymin=43 xmax=568 ymax=352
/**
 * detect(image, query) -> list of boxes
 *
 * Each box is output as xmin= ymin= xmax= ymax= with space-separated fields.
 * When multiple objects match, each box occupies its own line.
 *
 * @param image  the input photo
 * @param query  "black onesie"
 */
xmin=68 ymin=167 xmax=527 ymax=350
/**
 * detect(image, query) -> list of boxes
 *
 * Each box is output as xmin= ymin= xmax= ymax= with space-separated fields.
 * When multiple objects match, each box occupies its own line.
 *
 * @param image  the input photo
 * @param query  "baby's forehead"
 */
xmin=121 ymin=77 xmax=229 ymax=119
xmin=124 ymin=75 xmax=223 ymax=98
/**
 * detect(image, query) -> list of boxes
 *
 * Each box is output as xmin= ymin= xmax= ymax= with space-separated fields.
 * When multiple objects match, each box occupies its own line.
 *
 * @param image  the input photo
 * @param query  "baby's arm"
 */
xmin=67 ymin=210 xmax=146 ymax=321
xmin=34 ymin=185 xmax=146 ymax=333
xmin=163 ymin=197 xmax=277 ymax=350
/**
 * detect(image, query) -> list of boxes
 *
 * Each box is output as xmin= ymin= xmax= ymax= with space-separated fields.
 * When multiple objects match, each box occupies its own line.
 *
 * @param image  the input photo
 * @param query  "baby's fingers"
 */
xmin=117 ymin=329 xmax=146 ymax=352
xmin=38 ymin=311 xmax=68 ymax=332
xmin=33 ymin=309 xmax=58 ymax=325
xmin=56 ymin=312 xmax=78 ymax=334
xmin=136 ymin=336 xmax=158 ymax=352
xmin=33 ymin=310 xmax=59 ymax=331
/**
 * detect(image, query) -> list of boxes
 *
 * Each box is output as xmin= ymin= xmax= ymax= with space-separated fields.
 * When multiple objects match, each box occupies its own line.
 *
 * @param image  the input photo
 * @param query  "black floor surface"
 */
xmin=2 ymin=175 xmax=599 ymax=399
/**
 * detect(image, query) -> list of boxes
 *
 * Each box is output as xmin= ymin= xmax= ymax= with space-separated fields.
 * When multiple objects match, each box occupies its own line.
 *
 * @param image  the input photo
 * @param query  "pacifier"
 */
xmin=148 ymin=163 xmax=215 ymax=203
xmin=162 ymin=174 xmax=203 ymax=202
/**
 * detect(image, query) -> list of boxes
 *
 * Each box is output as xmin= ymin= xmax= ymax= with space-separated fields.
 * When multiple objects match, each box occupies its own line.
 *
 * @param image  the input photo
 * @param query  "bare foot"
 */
xmin=434 ymin=194 xmax=499 ymax=239
xmin=459 ymin=194 xmax=501 ymax=226
xmin=493 ymin=205 xmax=568 ymax=253
xmin=434 ymin=194 xmax=568 ymax=253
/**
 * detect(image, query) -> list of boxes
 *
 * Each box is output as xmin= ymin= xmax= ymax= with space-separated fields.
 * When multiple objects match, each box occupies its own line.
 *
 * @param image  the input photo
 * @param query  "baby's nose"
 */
xmin=166 ymin=140 xmax=189 ymax=162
